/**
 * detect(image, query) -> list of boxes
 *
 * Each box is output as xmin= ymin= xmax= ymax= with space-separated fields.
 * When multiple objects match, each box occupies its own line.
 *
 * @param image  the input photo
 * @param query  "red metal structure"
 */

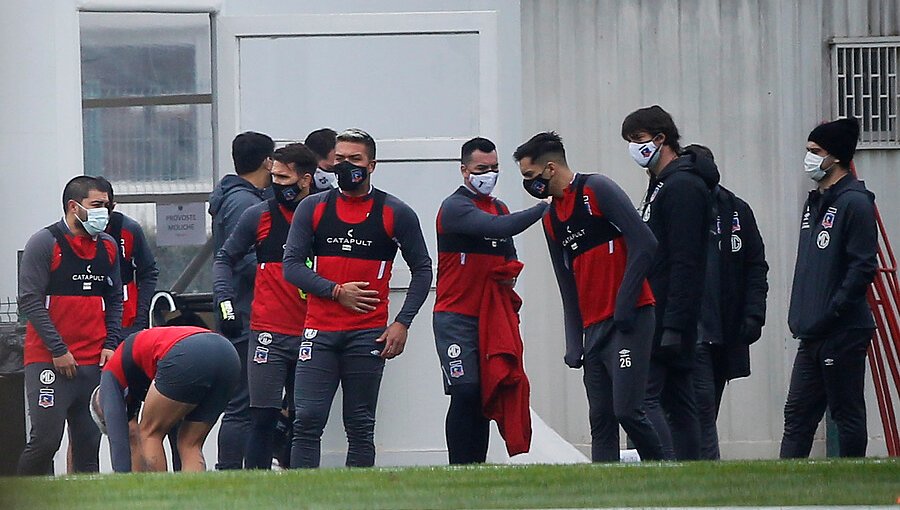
xmin=854 ymin=162 xmax=900 ymax=456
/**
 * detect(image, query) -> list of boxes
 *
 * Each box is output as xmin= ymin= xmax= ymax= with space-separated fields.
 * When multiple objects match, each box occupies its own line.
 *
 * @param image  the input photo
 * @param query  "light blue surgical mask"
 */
xmin=75 ymin=202 xmax=109 ymax=236
xmin=803 ymin=151 xmax=834 ymax=182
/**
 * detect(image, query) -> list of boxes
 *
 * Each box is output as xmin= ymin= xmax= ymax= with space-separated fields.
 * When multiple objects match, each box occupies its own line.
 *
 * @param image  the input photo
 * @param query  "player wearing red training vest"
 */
xmin=433 ymin=137 xmax=546 ymax=464
xmin=214 ymin=143 xmax=318 ymax=469
xmin=283 ymin=129 xmax=432 ymax=468
xmin=515 ymin=132 xmax=664 ymax=462
xmin=93 ymin=326 xmax=239 ymax=472
xmin=17 ymin=176 xmax=123 ymax=475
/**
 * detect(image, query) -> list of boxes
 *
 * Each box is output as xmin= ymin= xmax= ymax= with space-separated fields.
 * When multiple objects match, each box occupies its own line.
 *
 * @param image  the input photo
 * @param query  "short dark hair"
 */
xmin=62 ymin=175 xmax=105 ymax=212
xmin=681 ymin=144 xmax=715 ymax=162
xmin=336 ymin=128 xmax=376 ymax=160
xmin=94 ymin=176 xmax=115 ymax=204
xmin=232 ymin=131 xmax=275 ymax=175
xmin=461 ymin=137 xmax=496 ymax=164
xmin=273 ymin=143 xmax=318 ymax=177
xmin=304 ymin=128 xmax=337 ymax=161
xmin=513 ymin=131 xmax=567 ymax=165
xmin=621 ymin=105 xmax=681 ymax=153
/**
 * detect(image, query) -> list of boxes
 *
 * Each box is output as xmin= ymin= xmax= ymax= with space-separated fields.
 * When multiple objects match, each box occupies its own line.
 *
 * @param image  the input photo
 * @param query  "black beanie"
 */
xmin=807 ymin=117 xmax=861 ymax=165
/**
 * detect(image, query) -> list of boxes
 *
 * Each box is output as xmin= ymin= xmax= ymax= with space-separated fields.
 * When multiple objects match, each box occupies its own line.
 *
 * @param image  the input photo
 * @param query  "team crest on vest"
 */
xmin=257 ymin=332 xmax=273 ymax=346
xmin=38 ymin=389 xmax=54 ymax=408
xmin=298 ymin=341 xmax=313 ymax=362
xmin=39 ymin=369 xmax=56 ymax=385
xmin=822 ymin=207 xmax=837 ymax=229
xmin=731 ymin=234 xmax=742 ymax=253
xmin=304 ymin=328 xmax=318 ymax=339
xmin=817 ymin=230 xmax=831 ymax=249
xmin=253 ymin=346 xmax=269 ymax=364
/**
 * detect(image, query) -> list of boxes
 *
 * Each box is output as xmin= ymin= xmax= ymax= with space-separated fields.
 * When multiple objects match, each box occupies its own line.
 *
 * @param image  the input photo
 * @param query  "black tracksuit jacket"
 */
xmin=788 ymin=174 xmax=877 ymax=339
xmin=640 ymin=152 xmax=719 ymax=365
xmin=711 ymin=185 xmax=769 ymax=379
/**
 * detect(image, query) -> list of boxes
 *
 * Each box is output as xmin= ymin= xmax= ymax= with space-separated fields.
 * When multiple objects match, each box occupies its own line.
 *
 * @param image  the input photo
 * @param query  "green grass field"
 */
xmin=1 ymin=459 xmax=898 ymax=509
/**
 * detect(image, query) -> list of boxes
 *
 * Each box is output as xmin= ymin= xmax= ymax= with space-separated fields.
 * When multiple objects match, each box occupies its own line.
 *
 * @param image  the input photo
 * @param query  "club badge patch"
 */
xmin=38 ymin=389 xmax=54 ymax=408
xmin=298 ymin=341 xmax=313 ymax=362
xmin=253 ymin=346 xmax=269 ymax=364
xmin=731 ymin=234 xmax=743 ymax=253
xmin=449 ymin=360 xmax=464 ymax=378
xmin=732 ymin=212 xmax=741 ymax=232
xmin=257 ymin=332 xmax=273 ymax=346
xmin=304 ymin=328 xmax=318 ymax=340
xmin=822 ymin=207 xmax=837 ymax=229
xmin=817 ymin=230 xmax=831 ymax=249
xmin=447 ymin=344 xmax=461 ymax=359
xmin=39 ymin=369 xmax=56 ymax=385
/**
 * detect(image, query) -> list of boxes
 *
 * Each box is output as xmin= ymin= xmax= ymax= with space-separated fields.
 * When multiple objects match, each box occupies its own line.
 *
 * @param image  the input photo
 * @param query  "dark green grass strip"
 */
xmin=1 ymin=459 xmax=898 ymax=509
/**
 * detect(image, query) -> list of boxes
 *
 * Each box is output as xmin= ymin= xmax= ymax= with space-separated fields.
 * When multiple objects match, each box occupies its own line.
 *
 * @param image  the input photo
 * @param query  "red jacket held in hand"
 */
xmin=479 ymin=259 xmax=532 ymax=456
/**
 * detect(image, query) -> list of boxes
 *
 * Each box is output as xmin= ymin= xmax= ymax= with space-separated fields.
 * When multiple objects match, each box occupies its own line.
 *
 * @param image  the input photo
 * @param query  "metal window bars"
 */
xmin=832 ymin=37 xmax=900 ymax=149
xmin=0 ymin=297 xmax=18 ymax=324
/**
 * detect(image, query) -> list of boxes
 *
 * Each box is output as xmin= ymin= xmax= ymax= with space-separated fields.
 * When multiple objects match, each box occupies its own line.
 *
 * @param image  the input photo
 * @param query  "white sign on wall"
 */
xmin=156 ymin=202 xmax=206 ymax=246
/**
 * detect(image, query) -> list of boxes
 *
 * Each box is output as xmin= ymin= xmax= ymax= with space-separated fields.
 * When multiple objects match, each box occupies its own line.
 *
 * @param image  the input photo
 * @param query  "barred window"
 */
xmin=80 ymin=12 xmax=214 ymax=198
xmin=832 ymin=37 xmax=900 ymax=149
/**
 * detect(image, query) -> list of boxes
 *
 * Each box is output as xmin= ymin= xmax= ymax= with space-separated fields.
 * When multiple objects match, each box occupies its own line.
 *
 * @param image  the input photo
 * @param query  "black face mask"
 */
xmin=273 ymin=182 xmax=302 ymax=210
xmin=523 ymin=175 xmax=551 ymax=199
xmin=333 ymin=161 xmax=369 ymax=192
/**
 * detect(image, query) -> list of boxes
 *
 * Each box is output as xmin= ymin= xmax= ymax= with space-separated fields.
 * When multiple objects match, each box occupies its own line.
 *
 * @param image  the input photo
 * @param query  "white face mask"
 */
xmin=467 ymin=171 xmax=499 ymax=196
xmin=804 ymin=151 xmax=832 ymax=182
xmin=75 ymin=202 xmax=109 ymax=236
xmin=629 ymin=139 xmax=662 ymax=169
xmin=313 ymin=168 xmax=338 ymax=190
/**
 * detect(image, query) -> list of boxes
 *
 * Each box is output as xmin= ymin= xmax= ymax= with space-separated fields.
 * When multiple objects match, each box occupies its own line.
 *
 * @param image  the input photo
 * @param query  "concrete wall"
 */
xmin=519 ymin=0 xmax=900 ymax=458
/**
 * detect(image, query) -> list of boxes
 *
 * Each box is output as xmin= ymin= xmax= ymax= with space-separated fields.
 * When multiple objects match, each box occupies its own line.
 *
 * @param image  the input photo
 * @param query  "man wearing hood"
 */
xmin=781 ymin=117 xmax=876 ymax=458
xmin=214 ymin=143 xmax=318 ymax=469
xmin=208 ymin=131 xmax=274 ymax=469
xmin=681 ymin=145 xmax=769 ymax=460
xmin=621 ymin=105 xmax=717 ymax=460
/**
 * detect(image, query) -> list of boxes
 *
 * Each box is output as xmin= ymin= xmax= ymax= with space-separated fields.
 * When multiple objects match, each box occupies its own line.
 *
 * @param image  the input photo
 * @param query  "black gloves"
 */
xmin=658 ymin=328 xmax=683 ymax=355
xmin=218 ymin=299 xmax=243 ymax=338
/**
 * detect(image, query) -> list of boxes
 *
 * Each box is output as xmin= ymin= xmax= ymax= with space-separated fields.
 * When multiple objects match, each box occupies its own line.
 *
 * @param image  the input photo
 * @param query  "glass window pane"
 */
xmin=80 ymin=12 xmax=214 ymax=194
xmin=80 ymin=12 xmax=211 ymax=99
xmin=82 ymin=104 xmax=212 ymax=193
